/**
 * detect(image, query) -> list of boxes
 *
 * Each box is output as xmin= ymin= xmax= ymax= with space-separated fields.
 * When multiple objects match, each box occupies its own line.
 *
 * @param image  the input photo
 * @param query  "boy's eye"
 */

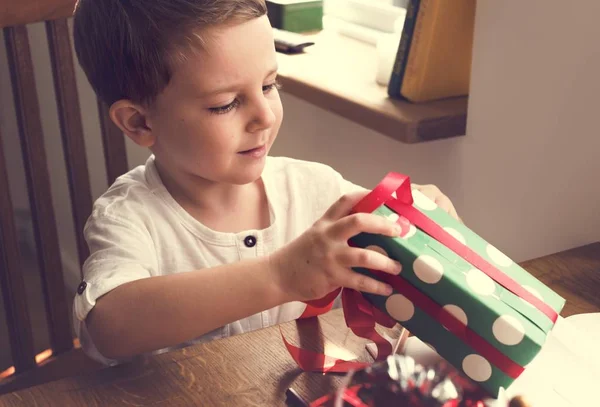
xmin=208 ymin=81 xmax=281 ymax=115
xmin=263 ymin=80 xmax=282 ymax=93
xmin=209 ymin=99 xmax=240 ymax=115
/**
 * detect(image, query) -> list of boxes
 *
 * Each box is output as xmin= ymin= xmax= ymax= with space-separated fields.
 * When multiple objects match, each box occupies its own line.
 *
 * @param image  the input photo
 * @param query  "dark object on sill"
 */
xmin=274 ymin=28 xmax=315 ymax=54
xmin=285 ymin=387 xmax=309 ymax=407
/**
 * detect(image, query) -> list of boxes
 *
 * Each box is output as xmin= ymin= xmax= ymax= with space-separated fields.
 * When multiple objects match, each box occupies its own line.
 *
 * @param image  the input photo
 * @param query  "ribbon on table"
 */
xmin=308 ymin=385 xmax=483 ymax=407
xmin=284 ymin=172 xmax=557 ymax=379
xmin=282 ymin=287 xmax=397 ymax=373
xmin=308 ymin=384 xmax=369 ymax=407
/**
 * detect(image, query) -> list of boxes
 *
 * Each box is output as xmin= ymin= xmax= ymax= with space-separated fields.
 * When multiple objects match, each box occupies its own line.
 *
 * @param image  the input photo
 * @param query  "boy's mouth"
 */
xmin=238 ymin=145 xmax=267 ymax=157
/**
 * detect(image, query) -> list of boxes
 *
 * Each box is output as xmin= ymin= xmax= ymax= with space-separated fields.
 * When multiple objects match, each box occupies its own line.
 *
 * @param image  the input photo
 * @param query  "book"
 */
xmin=388 ymin=0 xmax=476 ymax=103
xmin=387 ymin=0 xmax=421 ymax=99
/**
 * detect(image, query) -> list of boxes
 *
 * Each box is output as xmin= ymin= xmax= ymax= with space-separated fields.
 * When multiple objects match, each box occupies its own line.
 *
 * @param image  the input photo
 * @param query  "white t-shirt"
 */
xmin=73 ymin=155 xmax=363 ymax=365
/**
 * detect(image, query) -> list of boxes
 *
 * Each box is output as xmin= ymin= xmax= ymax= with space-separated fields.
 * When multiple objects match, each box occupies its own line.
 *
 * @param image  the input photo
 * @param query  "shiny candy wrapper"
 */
xmin=309 ymin=355 xmax=498 ymax=407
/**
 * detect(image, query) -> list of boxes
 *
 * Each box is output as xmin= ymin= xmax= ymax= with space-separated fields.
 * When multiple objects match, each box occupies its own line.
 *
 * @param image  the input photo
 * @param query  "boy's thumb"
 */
xmin=323 ymin=190 xmax=370 ymax=220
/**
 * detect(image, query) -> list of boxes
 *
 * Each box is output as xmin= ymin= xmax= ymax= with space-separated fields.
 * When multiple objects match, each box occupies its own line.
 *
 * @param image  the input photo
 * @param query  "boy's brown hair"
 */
xmin=73 ymin=0 xmax=267 ymax=107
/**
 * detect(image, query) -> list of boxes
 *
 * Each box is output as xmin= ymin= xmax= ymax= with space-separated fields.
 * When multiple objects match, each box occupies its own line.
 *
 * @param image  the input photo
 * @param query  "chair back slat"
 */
xmin=98 ymin=100 xmax=129 ymax=185
xmin=0 ymin=129 xmax=36 ymax=374
xmin=1 ymin=4 xmax=133 ymax=387
xmin=4 ymin=25 xmax=73 ymax=356
xmin=46 ymin=19 xmax=92 ymax=270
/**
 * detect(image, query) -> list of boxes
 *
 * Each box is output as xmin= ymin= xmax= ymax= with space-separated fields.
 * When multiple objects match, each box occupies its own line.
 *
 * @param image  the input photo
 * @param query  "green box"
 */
xmin=267 ymin=0 xmax=323 ymax=33
xmin=349 ymin=189 xmax=565 ymax=397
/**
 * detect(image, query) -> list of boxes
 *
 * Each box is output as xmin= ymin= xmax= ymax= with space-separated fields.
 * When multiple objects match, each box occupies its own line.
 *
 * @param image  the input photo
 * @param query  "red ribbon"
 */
xmin=281 ymin=328 xmax=367 ymax=373
xmin=284 ymin=288 xmax=398 ymax=373
xmin=309 ymin=385 xmax=369 ymax=407
xmin=308 ymin=383 xmax=483 ymax=407
xmin=342 ymin=289 xmax=397 ymax=358
xmin=300 ymin=288 xmax=341 ymax=319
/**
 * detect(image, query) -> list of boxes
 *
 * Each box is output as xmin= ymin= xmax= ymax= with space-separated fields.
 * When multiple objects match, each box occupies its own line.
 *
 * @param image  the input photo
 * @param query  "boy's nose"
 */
xmin=247 ymin=97 xmax=276 ymax=133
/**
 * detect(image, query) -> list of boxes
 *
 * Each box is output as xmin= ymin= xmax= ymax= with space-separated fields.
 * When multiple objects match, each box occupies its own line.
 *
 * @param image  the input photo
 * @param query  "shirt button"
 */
xmin=77 ymin=281 xmax=87 ymax=295
xmin=243 ymin=235 xmax=257 ymax=248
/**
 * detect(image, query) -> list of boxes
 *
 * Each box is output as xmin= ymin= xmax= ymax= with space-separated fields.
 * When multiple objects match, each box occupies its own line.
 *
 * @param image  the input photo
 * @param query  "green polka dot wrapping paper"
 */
xmin=349 ymin=173 xmax=565 ymax=398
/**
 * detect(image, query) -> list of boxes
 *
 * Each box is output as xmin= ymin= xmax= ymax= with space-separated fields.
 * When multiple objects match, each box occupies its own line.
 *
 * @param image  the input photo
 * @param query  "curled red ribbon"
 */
xmin=283 ymin=288 xmax=397 ymax=373
xmin=308 ymin=385 xmax=368 ymax=407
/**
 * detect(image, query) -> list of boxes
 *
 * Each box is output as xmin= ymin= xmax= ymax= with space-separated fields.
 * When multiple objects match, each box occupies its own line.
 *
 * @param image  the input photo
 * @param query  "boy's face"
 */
xmin=146 ymin=16 xmax=282 ymax=186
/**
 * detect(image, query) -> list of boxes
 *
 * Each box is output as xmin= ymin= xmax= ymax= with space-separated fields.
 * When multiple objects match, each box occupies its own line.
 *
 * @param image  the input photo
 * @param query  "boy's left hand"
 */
xmin=412 ymin=183 xmax=461 ymax=222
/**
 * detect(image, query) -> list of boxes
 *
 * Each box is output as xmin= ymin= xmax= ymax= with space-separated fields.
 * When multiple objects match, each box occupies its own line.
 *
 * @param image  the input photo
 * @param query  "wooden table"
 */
xmin=1 ymin=243 xmax=599 ymax=406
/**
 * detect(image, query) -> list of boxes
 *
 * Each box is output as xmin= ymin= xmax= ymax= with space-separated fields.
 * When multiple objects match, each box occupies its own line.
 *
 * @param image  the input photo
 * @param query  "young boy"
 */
xmin=71 ymin=0 xmax=459 ymax=366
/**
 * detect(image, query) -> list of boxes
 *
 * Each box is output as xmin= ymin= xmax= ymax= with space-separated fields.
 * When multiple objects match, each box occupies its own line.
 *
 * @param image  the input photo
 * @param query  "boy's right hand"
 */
xmin=269 ymin=191 xmax=403 ymax=302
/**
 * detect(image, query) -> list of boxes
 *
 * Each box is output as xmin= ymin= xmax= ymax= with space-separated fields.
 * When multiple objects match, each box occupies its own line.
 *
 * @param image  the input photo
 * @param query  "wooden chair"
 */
xmin=0 ymin=0 xmax=129 ymax=394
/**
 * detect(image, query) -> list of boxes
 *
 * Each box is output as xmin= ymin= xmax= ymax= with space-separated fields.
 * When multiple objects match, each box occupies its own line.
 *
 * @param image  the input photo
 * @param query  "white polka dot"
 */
xmin=462 ymin=354 xmax=492 ymax=382
xmin=401 ymin=224 xmax=417 ymax=239
xmin=442 ymin=304 xmax=468 ymax=328
xmin=387 ymin=213 xmax=400 ymax=223
xmin=443 ymin=227 xmax=466 ymax=245
xmin=486 ymin=244 xmax=513 ymax=267
xmin=365 ymin=245 xmax=388 ymax=257
xmin=412 ymin=190 xmax=437 ymax=211
xmin=520 ymin=285 xmax=544 ymax=308
xmin=466 ymin=268 xmax=496 ymax=296
xmin=493 ymin=315 xmax=525 ymax=346
xmin=413 ymin=255 xmax=444 ymax=284
xmin=386 ymin=294 xmax=415 ymax=322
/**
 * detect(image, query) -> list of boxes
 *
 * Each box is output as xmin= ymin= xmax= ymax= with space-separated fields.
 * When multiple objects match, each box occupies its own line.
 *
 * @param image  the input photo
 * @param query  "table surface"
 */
xmin=1 ymin=242 xmax=599 ymax=406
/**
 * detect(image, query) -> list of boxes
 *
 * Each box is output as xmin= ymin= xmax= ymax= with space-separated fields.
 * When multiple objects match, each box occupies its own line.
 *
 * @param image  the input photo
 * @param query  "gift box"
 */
xmin=347 ymin=173 xmax=565 ymax=397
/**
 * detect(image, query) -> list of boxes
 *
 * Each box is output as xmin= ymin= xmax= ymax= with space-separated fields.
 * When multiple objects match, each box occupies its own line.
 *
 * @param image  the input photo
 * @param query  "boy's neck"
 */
xmin=154 ymin=159 xmax=271 ymax=233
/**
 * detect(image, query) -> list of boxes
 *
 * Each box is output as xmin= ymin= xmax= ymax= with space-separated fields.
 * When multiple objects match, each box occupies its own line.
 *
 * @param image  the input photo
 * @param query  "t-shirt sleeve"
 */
xmin=73 ymin=212 xmax=158 ymax=365
xmin=73 ymin=213 xmax=157 ymax=323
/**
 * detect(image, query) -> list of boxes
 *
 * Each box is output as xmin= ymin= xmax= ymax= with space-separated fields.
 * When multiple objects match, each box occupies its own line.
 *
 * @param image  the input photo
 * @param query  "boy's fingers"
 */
xmin=414 ymin=184 xmax=461 ymax=222
xmin=338 ymin=248 xmax=402 ymax=276
xmin=329 ymin=213 xmax=401 ymax=241
xmin=323 ymin=191 xmax=370 ymax=221
xmin=346 ymin=272 xmax=393 ymax=296
xmin=434 ymin=195 xmax=461 ymax=222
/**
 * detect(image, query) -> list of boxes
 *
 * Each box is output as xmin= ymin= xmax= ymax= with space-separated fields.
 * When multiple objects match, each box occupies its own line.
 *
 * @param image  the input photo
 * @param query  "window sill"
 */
xmin=276 ymin=31 xmax=468 ymax=144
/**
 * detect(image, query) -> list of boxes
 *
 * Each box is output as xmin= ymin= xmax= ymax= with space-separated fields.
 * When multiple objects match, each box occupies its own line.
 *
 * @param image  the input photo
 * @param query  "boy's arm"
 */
xmin=87 ymin=256 xmax=287 ymax=360
xmin=80 ymin=192 xmax=401 ymax=361
xmin=76 ymin=213 xmax=290 ymax=361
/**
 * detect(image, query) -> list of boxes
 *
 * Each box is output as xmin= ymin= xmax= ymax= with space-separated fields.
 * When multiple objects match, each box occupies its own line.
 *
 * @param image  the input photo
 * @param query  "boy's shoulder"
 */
xmin=89 ymin=157 xmax=158 ymax=222
xmin=265 ymin=156 xmax=364 ymax=196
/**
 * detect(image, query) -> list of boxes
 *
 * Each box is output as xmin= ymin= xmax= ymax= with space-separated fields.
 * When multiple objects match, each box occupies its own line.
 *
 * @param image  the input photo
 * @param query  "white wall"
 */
xmin=273 ymin=0 xmax=600 ymax=262
xmin=1 ymin=0 xmax=599 ymax=295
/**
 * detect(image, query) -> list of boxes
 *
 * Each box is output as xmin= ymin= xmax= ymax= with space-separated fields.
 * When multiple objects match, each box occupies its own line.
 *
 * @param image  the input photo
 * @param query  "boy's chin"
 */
xmin=229 ymin=161 xmax=267 ymax=185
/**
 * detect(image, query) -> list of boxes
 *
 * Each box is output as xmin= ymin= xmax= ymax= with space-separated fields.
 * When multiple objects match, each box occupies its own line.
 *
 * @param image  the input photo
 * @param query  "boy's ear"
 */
xmin=109 ymin=100 xmax=155 ymax=147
